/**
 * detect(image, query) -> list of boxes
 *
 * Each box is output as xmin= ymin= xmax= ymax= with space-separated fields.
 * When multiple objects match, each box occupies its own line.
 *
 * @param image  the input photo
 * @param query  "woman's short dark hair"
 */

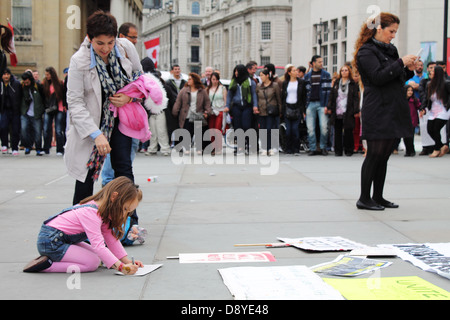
xmin=86 ymin=10 xmax=118 ymax=40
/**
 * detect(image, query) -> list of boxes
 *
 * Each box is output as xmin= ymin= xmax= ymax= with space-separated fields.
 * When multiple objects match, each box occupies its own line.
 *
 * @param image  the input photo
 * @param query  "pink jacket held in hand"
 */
xmin=110 ymin=72 xmax=168 ymax=142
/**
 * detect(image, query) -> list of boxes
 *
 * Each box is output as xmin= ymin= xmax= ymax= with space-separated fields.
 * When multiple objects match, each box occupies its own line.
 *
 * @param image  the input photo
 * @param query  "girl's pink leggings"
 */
xmin=43 ymin=242 xmax=101 ymax=273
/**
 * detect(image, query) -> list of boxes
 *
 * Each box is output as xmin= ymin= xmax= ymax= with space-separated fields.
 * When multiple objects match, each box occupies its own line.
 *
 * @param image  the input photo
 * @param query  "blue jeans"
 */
xmin=21 ymin=114 xmax=43 ymax=151
xmin=232 ymin=104 xmax=253 ymax=132
xmin=43 ymin=111 xmax=66 ymax=154
xmin=285 ymin=118 xmax=301 ymax=153
xmin=306 ymin=101 xmax=329 ymax=151
xmin=102 ymin=138 xmax=139 ymax=187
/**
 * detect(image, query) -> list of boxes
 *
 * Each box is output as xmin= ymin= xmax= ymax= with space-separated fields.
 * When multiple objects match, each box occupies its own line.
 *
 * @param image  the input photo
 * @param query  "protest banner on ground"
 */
xmin=219 ymin=265 xmax=344 ymax=300
xmin=323 ymin=276 xmax=450 ymax=300
xmin=277 ymin=236 xmax=367 ymax=252
xmin=379 ymin=243 xmax=450 ymax=280
xmin=178 ymin=251 xmax=276 ymax=264
xmin=310 ymin=255 xmax=392 ymax=277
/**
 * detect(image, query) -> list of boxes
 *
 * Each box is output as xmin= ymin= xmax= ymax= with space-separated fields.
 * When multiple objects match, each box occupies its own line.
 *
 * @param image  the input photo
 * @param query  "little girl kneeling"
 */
xmin=24 ymin=176 xmax=144 ymax=275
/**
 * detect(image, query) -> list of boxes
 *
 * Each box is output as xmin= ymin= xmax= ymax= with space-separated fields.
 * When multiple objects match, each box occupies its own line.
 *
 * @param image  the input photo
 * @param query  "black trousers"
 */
xmin=73 ymin=122 xmax=134 ymax=205
xmin=334 ymin=118 xmax=354 ymax=155
xmin=427 ymin=118 xmax=447 ymax=151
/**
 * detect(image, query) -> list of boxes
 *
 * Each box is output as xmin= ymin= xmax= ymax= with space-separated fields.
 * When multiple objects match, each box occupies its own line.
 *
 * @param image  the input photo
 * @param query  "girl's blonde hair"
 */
xmin=80 ymin=176 xmax=143 ymax=239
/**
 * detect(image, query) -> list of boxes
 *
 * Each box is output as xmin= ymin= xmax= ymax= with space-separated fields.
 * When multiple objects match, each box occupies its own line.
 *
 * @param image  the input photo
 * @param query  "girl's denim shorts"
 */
xmin=37 ymin=224 xmax=87 ymax=262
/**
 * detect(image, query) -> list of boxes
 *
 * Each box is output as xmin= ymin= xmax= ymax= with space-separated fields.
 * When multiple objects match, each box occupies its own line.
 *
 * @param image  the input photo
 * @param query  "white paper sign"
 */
xmin=115 ymin=264 xmax=163 ymax=276
xmin=219 ymin=265 xmax=344 ymax=300
xmin=277 ymin=236 xmax=367 ymax=252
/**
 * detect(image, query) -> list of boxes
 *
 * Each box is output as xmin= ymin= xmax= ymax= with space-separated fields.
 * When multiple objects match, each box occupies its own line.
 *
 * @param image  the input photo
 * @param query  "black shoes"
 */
xmin=356 ymin=200 xmax=385 ymax=211
xmin=356 ymin=199 xmax=399 ymax=211
xmin=23 ymin=256 xmax=53 ymax=273
xmin=308 ymin=150 xmax=328 ymax=156
xmin=374 ymin=199 xmax=399 ymax=209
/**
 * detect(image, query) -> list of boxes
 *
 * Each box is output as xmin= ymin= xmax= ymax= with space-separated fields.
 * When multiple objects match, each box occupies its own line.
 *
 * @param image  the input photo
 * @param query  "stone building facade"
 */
xmin=202 ymin=0 xmax=292 ymax=79
xmin=292 ymin=0 xmax=446 ymax=74
xmin=142 ymin=0 xmax=293 ymax=79
xmin=1 ymin=0 xmax=143 ymax=78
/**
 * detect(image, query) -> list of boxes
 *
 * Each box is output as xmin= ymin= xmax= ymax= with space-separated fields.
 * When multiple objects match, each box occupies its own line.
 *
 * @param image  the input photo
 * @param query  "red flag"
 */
xmin=7 ymin=20 xmax=18 ymax=67
xmin=144 ymin=37 xmax=160 ymax=69
xmin=447 ymin=38 xmax=450 ymax=77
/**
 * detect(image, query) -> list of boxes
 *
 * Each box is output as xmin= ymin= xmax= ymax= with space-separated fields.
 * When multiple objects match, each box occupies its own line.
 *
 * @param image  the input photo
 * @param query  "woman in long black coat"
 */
xmin=327 ymin=65 xmax=360 ymax=156
xmin=354 ymin=12 xmax=417 ymax=211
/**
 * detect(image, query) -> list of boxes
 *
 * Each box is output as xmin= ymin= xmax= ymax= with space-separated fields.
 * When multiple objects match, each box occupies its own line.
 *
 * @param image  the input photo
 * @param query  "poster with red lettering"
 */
xmin=178 ymin=252 xmax=276 ymax=264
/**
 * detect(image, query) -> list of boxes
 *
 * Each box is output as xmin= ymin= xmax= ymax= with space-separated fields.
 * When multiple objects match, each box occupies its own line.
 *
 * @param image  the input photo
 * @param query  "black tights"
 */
xmin=359 ymin=139 xmax=396 ymax=205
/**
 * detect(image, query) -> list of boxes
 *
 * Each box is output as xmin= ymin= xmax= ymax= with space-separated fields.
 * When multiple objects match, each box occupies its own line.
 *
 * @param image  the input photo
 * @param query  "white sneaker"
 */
xmin=1 ymin=146 xmax=7 ymax=154
xmin=260 ymin=150 xmax=267 ymax=156
xmin=12 ymin=150 xmax=19 ymax=156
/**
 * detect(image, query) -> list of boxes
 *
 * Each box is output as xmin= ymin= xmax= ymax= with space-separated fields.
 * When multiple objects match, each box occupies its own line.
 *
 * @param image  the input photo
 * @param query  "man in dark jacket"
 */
xmin=20 ymin=71 xmax=45 ymax=156
xmin=166 ymin=64 xmax=186 ymax=145
xmin=1 ymin=68 xmax=22 ymax=155
xmin=303 ymin=55 xmax=332 ymax=155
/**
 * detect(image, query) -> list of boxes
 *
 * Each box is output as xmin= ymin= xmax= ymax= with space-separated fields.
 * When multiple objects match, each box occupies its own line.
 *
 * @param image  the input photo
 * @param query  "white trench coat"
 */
xmin=65 ymin=37 xmax=143 ymax=183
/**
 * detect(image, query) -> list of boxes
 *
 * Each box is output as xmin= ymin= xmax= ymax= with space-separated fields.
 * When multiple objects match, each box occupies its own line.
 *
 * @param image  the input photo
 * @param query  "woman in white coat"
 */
xmin=65 ymin=10 xmax=143 ymax=205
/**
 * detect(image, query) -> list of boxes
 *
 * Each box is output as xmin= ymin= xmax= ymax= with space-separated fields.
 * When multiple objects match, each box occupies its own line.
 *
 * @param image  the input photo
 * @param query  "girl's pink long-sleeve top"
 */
xmin=46 ymin=201 xmax=127 ymax=268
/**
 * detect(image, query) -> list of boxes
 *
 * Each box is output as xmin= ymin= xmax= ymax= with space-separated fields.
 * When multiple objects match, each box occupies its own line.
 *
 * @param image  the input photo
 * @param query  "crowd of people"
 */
xmin=113 ymin=57 xmax=450 ymax=160
xmin=1 ymin=67 xmax=68 ymax=156
xmin=2 ymin=42 xmax=450 ymax=162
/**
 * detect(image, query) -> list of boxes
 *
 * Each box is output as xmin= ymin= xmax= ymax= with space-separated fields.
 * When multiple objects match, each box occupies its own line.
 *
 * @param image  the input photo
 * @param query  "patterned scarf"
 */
xmin=86 ymin=45 xmax=140 ymax=181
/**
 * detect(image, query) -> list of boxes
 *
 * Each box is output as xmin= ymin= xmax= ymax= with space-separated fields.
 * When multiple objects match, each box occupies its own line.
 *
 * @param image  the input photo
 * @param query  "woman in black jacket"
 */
xmin=1 ymin=69 xmax=22 ymax=155
xmin=281 ymin=66 xmax=306 ymax=154
xmin=327 ymin=65 xmax=359 ymax=156
xmin=354 ymin=12 xmax=417 ymax=211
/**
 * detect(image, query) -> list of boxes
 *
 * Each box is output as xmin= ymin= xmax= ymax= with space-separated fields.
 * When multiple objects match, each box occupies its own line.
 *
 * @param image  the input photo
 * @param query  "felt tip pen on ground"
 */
xmin=234 ymin=243 xmax=294 ymax=247
xmin=265 ymin=243 xmax=292 ymax=248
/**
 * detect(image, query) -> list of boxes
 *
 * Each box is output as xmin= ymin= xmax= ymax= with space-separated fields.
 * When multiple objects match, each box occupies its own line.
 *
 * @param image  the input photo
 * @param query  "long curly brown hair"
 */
xmin=186 ymin=72 xmax=205 ymax=90
xmin=43 ymin=67 xmax=64 ymax=102
xmin=352 ymin=12 xmax=400 ymax=70
xmin=80 ymin=176 xmax=143 ymax=240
